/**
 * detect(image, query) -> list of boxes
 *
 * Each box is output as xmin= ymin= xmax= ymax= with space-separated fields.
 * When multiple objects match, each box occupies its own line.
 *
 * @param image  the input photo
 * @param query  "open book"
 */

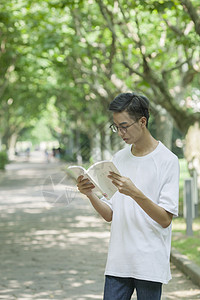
xmin=67 ymin=160 xmax=120 ymax=200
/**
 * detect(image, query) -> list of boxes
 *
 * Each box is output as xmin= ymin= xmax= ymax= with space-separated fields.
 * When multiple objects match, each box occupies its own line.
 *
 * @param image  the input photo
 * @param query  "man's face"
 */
xmin=112 ymin=111 xmax=143 ymax=144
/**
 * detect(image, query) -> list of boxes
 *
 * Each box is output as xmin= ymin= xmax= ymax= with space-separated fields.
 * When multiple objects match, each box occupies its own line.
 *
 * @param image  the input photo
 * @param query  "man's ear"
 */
xmin=140 ymin=116 xmax=147 ymax=128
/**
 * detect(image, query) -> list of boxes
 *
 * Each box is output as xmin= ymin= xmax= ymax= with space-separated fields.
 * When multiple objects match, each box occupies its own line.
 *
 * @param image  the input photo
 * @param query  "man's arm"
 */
xmin=130 ymin=191 xmax=173 ymax=228
xmin=108 ymin=172 xmax=172 ymax=228
xmin=77 ymin=176 xmax=113 ymax=222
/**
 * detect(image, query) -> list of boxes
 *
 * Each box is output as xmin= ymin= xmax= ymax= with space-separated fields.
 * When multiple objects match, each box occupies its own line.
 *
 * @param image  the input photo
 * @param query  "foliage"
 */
xmin=0 ymin=0 xmax=200 ymax=156
xmin=17 ymin=118 xmax=55 ymax=146
xmin=0 ymin=151 xmax=8 ymax=170
xmin=0 ymin=0 xmax=60 ymax=148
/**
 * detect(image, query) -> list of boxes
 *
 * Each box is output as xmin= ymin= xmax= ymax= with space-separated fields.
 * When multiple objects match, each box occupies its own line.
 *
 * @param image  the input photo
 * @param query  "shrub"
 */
xmin=0 ymin=151 xmax=8 ymax=170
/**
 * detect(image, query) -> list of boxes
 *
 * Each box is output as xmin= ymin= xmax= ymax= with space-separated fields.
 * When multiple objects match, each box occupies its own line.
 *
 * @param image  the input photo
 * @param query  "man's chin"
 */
xmin=123 ymin=138 xmax=131 ymax=144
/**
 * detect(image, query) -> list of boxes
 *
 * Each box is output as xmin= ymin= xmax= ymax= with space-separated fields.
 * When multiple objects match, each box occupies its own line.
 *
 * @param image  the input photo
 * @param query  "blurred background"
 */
xmin=0 ymin=0 xmax=200 ymax=214
xmin=0 ymin=2 xmax=200 ymax=298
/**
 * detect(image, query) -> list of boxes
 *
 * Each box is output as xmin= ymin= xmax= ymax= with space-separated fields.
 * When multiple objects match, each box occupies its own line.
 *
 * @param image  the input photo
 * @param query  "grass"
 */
xmin=172 ymin=160 xmax=200 ymax=266
xmin=172 ymin=217 xmax=200 ymax=266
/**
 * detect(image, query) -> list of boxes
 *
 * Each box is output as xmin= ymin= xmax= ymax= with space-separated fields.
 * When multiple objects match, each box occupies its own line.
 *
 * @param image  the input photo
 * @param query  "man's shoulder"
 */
xmin=155 ymin=142 xmax=179 ymax=168
xmin=158 ymin=142 xmax=178 ymax=159
xmin=113 ymin=145 xmax=130 ymax=159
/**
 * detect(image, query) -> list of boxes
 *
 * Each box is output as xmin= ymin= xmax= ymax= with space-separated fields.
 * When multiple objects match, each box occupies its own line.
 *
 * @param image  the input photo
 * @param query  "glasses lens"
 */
xmin=110 ymin=124 xmax=118 ymax=133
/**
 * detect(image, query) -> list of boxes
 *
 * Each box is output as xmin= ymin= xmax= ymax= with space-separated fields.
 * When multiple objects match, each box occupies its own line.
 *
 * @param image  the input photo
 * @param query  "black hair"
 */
xmin=109 ymin=92 xmax=150 ymax=127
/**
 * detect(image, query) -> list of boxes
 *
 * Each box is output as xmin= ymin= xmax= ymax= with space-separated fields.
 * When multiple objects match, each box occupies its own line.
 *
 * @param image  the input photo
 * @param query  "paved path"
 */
xmin=0 ymin=154 xmax=200 ymax=299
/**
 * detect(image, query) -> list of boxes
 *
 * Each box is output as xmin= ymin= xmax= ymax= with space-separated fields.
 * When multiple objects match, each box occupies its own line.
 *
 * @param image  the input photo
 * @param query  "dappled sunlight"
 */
xmin=164 ymin=289 xmax=200 ymax=299
xmin=172 ymin=221 xmax=186 ymax=231
xmin=193 ymin=223 xmax=200 ymax=231
xmin=73 ymin=215 xmax=107 ymax=228
xmin=0 ymin=191 xmax=49 ymax=213
xmin=0 ymin=191 xmax=109 ymax=299
xmin=1 ymin=214 xmax=110 ymax=251
xmin=67 ymin=231 xmax=110 ymax=246
xmin=1 ymin=0 xmax=200 ymax=296
xmin=69 ymin=295 xmax=102 ymax=300
xmin=162 ymin=264 xmax=200 ymax=299
xmin=1 ymin=161 xmax=200 ymax=299
xmin=172 ymin=289 xmax=200 ymax=297
xmin=172 ymin=218 xmax=200 ymax=232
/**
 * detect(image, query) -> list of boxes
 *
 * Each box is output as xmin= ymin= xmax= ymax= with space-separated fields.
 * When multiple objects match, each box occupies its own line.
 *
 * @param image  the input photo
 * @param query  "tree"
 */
xmin=52 ymin=0 xmax=200 ymax=181
xmin=1 ymin=0 xmax=200 ymax=179
xmin=0 ymin=0 xmax=62 ymax=154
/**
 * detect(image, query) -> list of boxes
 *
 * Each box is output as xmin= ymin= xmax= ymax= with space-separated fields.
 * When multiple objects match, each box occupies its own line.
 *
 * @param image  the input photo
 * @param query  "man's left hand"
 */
xmin=108 ymin=172 xmax=139 ymax=197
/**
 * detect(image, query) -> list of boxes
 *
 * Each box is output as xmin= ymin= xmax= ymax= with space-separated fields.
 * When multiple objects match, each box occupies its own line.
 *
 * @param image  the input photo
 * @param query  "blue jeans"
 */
xmin=103 ymin=275 xmax=162 ymax=300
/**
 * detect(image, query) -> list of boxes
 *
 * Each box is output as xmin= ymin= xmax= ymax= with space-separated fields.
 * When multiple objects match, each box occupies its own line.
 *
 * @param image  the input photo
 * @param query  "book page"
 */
xmin=67 ymin=166 xmax=86 ymax=179
xmin=87 ymin=161 xmax=120 ymax=199
xmin=67 ymin=166 xmax=101 ymax=194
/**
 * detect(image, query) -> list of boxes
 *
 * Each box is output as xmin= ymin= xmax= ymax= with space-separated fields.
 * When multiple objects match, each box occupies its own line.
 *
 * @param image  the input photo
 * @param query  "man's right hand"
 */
xmin=77 ymin=175 xmax=112 ymax=222
xmin=77 ymin=175 xmax=95 ymax=197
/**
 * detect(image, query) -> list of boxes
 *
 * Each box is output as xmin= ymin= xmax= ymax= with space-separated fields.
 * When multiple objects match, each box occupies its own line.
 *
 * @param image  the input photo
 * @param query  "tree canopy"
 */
xmin=0 ymin=0 xmax=199 ymax=156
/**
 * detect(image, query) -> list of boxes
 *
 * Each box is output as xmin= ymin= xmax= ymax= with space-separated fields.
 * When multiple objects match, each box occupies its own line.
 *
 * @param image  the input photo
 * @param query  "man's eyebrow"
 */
xmin=119 ymin=122 xmax=128 ymax=125
xmin=113 ymin=121 xmax=128 ymax=126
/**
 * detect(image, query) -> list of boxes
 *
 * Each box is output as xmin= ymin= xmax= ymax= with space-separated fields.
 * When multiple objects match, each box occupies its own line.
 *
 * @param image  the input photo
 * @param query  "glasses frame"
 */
xmin=110 ymin=121 xmax=137 ymax=134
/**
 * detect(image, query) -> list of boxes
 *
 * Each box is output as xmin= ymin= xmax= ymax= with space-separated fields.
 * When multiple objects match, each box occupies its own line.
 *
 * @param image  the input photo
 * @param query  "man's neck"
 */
xmin=131 ymin=134 xmax=159 ymax=157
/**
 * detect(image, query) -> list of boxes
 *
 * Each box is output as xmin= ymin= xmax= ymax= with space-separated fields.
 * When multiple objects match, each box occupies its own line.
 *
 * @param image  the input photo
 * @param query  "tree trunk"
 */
xmin=185 ymin=122 xmax=200 ymax=189
xmin=75 ymin=129 xmax=83 ymax=165
xmin=155 ymin=109 xmax=173 ymax=150
xmin=90 ymin=131 xmax=102 ymax=162
xmin=65 ymin=133 xmax=75 ymax=161
xmin=111 ymin=133 xmax=124 ymax=153
xmin=8 ymin=132 xmax=18 ymax=160
xmin=101 ymin=128 xmax=112 ymax=160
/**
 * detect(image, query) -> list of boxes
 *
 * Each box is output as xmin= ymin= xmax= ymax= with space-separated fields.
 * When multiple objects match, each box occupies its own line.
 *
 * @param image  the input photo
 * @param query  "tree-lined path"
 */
xmin=0 ymin=154 xmax=200 ymax=299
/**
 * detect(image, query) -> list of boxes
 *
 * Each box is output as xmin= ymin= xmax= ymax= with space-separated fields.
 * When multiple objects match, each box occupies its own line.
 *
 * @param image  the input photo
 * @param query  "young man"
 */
xmin=77 ymin=92 xmax=180 ymax=300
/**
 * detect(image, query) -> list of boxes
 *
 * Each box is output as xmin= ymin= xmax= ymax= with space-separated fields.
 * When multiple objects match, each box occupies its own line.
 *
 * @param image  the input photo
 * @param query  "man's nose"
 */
xmin=118 ymin=128 xmax=125 ymax=137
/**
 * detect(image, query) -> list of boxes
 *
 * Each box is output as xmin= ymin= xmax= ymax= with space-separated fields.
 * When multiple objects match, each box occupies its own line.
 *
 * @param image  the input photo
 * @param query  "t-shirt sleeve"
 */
xmin=158 ymin=156 xmax=180 ymax=216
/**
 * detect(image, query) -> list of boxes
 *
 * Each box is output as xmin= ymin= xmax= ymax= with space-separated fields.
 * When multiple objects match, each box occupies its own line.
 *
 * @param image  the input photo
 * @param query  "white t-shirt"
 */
xmin=101 ymin=141 xmax=179 ymax=284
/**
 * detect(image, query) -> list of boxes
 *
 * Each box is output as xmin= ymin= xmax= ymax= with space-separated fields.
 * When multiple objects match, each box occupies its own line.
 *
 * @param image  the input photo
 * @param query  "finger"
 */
xmin=108 ymin=174 xmax=121 ymax=183
xmin=80 ymin=178 xmax=94 ymax=185
xmin=77 ymin=175 xmax=84 ymax=183
xmin=82 ymin=183 xmax=95 ymax=188
xmin=77 ymin=177 xmax=90 ymax=184
xmin=108 ymin=171 xmax=121 ymax=179
xmin=109 ymin=177 xmax=120 ymax=187
xmin=82 ymin=186 xmax=95 ymax=191
xmin=77 ymin=182 xmax=95 ymax=189
xmin=79 ymin=186 xmax=95 ymax=193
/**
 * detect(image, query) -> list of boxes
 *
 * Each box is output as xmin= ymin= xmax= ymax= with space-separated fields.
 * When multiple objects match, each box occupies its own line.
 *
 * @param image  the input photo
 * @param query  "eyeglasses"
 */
xmin=110 ymin=121 xmax=136 ymax=133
